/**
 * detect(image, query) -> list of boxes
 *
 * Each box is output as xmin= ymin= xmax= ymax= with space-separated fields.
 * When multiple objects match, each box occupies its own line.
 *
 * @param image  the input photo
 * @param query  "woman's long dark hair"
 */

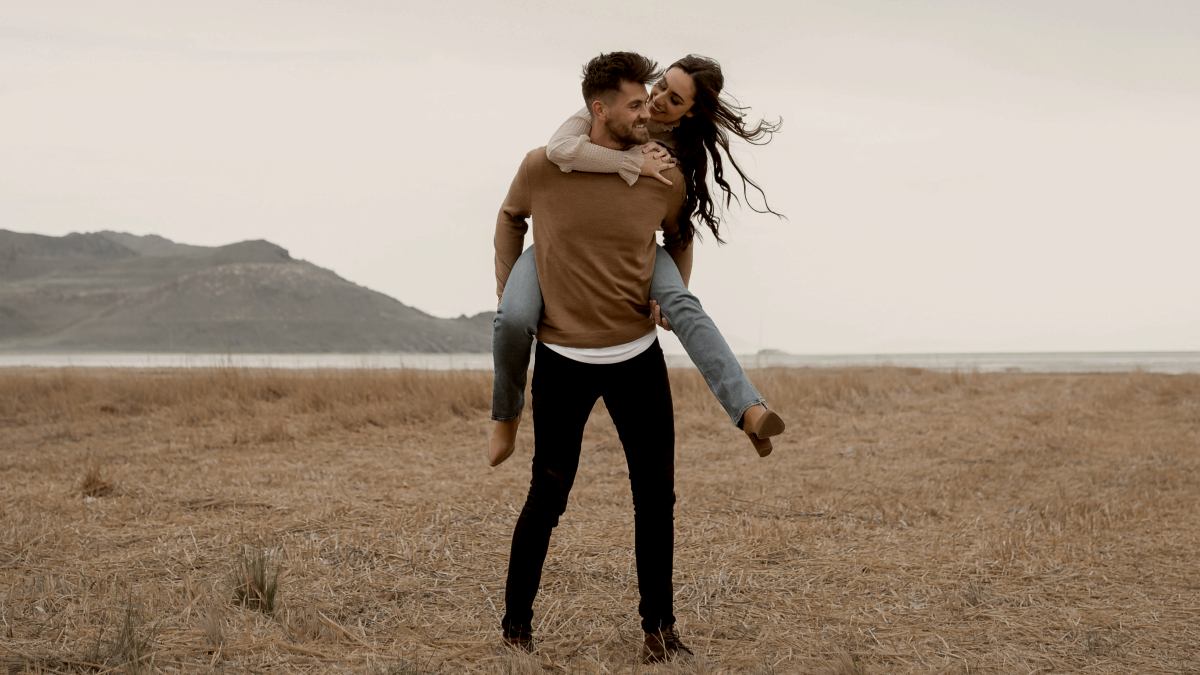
xmin=668 ymin=55 xmax=782 ymax=246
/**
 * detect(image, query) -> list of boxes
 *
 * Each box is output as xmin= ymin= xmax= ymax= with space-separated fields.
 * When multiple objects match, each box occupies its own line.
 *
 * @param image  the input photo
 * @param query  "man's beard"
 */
xmin=605 ymin=118 xmax=650 ymax=147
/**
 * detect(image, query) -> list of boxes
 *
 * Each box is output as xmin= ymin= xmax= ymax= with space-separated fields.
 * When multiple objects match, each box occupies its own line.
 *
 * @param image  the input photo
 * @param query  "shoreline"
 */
xmin=1 ymin=350 xmax=1198 ymax=373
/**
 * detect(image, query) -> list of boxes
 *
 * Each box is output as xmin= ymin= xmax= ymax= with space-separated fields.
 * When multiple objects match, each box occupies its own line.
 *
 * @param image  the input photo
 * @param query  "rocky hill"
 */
xmin=0 ymin=229 xmax=492 ymax=353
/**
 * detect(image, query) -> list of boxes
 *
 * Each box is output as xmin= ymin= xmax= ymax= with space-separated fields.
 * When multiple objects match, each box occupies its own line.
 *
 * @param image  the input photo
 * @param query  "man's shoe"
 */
xmin=641 ymin=626 xmax=693 ymax=664
xmin=489 ymin=415 xmax=521 ymax=467
xmin=741 ymin=403 xmax=785 ymax=458
xmin=501 ymin=630 xmax=535 ymax=653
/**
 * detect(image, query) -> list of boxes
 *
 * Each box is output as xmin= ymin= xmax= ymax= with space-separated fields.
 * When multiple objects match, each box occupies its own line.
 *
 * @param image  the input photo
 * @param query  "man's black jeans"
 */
xmin=502 ymin=340 xmax=677 ymax=636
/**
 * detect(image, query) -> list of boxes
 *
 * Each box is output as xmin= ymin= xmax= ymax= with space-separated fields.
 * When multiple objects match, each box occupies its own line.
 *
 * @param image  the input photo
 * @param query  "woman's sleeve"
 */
xmin=545 ymin=107 xmax=644 ymax=186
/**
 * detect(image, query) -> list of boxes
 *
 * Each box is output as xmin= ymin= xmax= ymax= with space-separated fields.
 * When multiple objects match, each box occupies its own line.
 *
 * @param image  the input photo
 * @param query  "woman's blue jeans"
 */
xmin=491 ymin=246 xmax=764 ymax=425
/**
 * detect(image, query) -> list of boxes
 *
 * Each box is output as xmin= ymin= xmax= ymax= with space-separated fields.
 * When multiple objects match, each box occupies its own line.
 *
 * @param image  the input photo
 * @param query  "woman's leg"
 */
xmin=649 ymin=247 xmax=783 ymax=446
xmin=492 ymin=247 xmax=542 ymax=421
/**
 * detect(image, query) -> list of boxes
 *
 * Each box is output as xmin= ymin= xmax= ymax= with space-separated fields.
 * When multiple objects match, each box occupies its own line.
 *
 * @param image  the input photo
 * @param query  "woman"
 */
xmin=490 ymin=54 xmax=785 ymax=465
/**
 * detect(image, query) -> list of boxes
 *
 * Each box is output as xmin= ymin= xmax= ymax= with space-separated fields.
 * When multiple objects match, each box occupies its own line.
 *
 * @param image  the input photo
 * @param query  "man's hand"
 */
xmin=649 ymin=300 xmax=672 ymax=331
xmin=640 ymin=143 xmax=676 ymax=186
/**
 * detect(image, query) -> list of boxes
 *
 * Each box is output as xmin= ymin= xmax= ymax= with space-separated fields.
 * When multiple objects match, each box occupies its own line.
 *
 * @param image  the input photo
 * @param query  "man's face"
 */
xmin=601 ymin=80 xmax=651 ymax=146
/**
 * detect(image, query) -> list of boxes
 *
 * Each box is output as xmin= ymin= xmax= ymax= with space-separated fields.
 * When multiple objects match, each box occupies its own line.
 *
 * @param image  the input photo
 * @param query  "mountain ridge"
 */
xmin=0 ymin=229 xmax=492 ymax=353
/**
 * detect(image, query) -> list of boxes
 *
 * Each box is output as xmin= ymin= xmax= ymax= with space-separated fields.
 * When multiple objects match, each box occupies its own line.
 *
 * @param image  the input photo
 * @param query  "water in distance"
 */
xmin=1 ymin=351 xmax=1198 ymax=374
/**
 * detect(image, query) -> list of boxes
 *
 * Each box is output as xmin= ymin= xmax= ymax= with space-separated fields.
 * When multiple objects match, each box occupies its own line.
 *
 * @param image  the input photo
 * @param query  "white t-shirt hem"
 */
xmin=544 ymin=330 xmax=658 ymax=365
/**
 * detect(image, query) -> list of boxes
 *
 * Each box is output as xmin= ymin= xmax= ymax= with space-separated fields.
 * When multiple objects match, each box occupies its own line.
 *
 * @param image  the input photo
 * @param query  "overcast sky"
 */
xmin=3 ymin=1 xmax=1198 ymax=354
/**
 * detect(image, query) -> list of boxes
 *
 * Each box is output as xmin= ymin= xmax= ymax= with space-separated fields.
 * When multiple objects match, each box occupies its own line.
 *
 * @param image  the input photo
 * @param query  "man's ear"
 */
xmin=589 ymin=97 xmax=607 ymax=121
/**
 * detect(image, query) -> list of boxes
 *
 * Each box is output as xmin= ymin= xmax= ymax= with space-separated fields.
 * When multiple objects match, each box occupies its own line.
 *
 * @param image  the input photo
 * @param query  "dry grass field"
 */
xmin=0 ymin=366 xmax=1197 ymax=673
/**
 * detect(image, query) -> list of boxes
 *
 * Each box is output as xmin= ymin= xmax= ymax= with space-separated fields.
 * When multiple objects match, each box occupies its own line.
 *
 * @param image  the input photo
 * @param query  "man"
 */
xmin=492 ymin=52 xmax=693 ymax=663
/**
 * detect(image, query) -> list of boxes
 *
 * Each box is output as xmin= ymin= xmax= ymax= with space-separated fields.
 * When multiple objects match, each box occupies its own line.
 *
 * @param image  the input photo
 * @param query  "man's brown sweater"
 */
xmin=495 ymin=148 xmax=688 ymax=349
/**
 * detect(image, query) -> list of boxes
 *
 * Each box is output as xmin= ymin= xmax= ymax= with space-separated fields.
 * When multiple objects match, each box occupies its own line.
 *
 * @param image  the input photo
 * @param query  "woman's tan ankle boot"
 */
xmin=741 ymin=404 xmax=785 ymax=457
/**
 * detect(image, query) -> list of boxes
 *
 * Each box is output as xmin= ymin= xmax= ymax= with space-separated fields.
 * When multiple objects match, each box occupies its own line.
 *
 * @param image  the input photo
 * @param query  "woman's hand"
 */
xmin=649 ymin=300 xmax=672 ymax=331
xmin=640 ymin=143 xmax=677 ymax=186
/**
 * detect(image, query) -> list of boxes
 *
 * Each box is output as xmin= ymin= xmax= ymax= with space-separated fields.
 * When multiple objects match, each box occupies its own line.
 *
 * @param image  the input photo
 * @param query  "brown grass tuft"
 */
xmin=231 ymin=547 xmax=281 ymax=614
xmin=79 ymin=464 xmax=115 ymax=498
xmin=110 ymin=602 xmax=153 ymax=672
xmin=199 ymin=603 xmax=225 ymax=652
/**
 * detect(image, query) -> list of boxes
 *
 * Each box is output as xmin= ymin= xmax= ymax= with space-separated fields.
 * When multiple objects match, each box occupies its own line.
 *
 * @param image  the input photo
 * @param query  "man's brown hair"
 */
xmin=581 ymin=51 xmax=661 ymax=107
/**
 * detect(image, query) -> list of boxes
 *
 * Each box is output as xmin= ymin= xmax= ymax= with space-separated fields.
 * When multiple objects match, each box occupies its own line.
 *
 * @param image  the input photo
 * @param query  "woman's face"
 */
xmin=649 ymin=67 xmax=696 ymax=125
